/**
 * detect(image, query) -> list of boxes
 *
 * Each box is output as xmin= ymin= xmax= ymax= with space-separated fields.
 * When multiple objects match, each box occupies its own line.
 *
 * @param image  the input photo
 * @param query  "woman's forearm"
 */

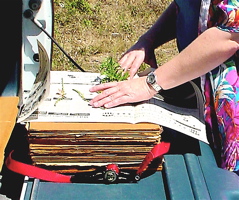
xmin=155 ymin=27 xmax=239 ymax=90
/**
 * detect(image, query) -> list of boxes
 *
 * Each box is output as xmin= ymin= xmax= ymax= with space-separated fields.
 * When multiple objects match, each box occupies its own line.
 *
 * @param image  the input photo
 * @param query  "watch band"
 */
xmin=151 ymin=82 xmax=162 ymax=92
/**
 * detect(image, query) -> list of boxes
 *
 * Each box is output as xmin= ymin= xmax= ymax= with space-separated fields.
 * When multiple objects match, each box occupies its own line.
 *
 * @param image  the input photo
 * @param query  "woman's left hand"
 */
xmin=89 ymin=77 xmax=157 ymax=108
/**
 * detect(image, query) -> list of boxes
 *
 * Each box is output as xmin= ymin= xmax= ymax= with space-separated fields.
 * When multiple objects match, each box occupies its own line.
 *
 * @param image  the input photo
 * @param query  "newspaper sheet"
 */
xmin=17 ymin=41 xmax=51 ymax=123
xmin=22 ymin=71 xmax=208 ymax=143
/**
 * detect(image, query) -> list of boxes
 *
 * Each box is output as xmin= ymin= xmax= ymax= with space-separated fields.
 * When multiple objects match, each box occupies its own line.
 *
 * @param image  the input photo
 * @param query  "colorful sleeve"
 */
xmin=216 ymin=0 xmax=239 ymax=32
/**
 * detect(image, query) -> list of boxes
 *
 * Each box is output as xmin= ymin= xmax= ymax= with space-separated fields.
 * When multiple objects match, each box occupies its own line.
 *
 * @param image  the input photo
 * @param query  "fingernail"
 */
xmin=93 ymin=102 xmax=99 ymax=107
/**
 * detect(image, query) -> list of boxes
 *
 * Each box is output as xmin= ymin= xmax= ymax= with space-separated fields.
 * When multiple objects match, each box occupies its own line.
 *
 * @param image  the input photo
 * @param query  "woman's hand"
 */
xmin=118 ymin=39 xmax=158 ymax=79
xmin=89 ymin=77 xmax=157 ymax=108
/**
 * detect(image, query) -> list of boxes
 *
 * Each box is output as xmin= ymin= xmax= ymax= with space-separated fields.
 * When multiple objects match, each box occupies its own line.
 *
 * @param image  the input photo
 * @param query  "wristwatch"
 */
xmin=146 ymin=72 xmax=162 ymax=92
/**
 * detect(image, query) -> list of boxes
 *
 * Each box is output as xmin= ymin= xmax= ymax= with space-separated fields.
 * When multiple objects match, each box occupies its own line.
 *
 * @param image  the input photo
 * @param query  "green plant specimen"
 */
xmin=72 ymin=88 xmax=88 ymax=101
xmin=54 ymin=78 xmax=67 ymax=106
xmin=99 ymin=57 xmax=129 ymax=83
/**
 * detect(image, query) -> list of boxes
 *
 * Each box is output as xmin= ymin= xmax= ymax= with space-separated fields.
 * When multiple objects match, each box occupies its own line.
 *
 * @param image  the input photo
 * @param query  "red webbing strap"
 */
xmin=136 ymin=142 xmax=170 ymax=176
xmin=5 ymin=151 xmax=72 ymax=183
xmin=5 ymin=142 xmax=170 ymax=183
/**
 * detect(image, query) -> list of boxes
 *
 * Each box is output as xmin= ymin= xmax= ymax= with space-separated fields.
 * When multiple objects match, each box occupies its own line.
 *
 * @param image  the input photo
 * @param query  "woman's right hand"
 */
xmin=118 ymin=39 xmax=158 ymax=79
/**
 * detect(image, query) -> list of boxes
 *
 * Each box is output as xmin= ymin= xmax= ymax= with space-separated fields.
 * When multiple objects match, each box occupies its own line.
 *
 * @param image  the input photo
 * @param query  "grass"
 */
xmin=52 ymin=0 xmax=178 ymax=73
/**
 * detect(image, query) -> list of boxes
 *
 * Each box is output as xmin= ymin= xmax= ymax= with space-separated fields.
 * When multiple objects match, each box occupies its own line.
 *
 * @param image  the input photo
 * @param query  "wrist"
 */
xmin=144 ymin=77 xmax=157 ymax=96
xmin=146 ymin=71 xmax=162 ymax=93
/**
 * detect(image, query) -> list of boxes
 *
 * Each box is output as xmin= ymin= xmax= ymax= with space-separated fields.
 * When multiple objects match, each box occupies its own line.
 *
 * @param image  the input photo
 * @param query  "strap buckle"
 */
xmin=71 ymin=164 xmax=137 ymax=183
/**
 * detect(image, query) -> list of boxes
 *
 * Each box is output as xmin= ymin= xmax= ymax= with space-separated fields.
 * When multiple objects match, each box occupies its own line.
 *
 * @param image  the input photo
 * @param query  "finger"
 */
xmin=89 ymin=82 xmax=118 ymax=93
xmin=104 ymin=95 xmax=130 ymax=108
xmin=130 ymin=67 xmax=139 ymax=79
xmin=118 ymin=52 xmax=131 ymax=68
xmin=119 ymin=54 xmax=136 ymax=71
xmin=118 ymin=54 xmax=127 ymax=66
xmin=90 ymin=85 xmax=120 ymax=107
xmin=129 ymin=57 xmax=144 ymax=79
xmin=102 ymin=92 xmax=125 ymax=108
xmin=91 ymin=95 xmax=115 ymax=108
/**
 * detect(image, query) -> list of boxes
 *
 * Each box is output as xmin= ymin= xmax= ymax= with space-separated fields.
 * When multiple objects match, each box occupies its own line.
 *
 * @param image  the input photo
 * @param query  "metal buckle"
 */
xmin=104 ymin=164 xmax=119 ymax=183
xmin=71 ymin=164 xmax=138 ymax=184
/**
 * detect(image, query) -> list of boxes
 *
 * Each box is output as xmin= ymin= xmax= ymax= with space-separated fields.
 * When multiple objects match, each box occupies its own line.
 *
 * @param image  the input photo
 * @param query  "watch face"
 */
xmin=147 ymin=73 xmax=155 ymax=84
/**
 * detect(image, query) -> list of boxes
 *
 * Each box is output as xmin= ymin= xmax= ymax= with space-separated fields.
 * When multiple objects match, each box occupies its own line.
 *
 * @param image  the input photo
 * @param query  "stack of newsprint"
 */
xmin=17 ymin=42 xmax=207 ymax=172
xmin=26 ymin=122 xmax=162 ymax=173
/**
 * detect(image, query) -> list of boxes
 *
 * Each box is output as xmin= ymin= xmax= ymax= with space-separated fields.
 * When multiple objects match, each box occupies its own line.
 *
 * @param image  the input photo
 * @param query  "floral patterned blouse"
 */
xmin=199 ymin=0 xmax=239 ymax=172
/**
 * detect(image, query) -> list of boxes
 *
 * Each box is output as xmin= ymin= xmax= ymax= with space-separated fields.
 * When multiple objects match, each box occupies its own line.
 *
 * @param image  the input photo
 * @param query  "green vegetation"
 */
xmin=99 ymin=57 xmax=129 ymax=83
xmin=72 ymin=88 xmax=89 ymax=101
xmin=54 ymin=78 xmax=67 ymax=106
xmin=52 ymin=0 xmax=177 ymax=73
